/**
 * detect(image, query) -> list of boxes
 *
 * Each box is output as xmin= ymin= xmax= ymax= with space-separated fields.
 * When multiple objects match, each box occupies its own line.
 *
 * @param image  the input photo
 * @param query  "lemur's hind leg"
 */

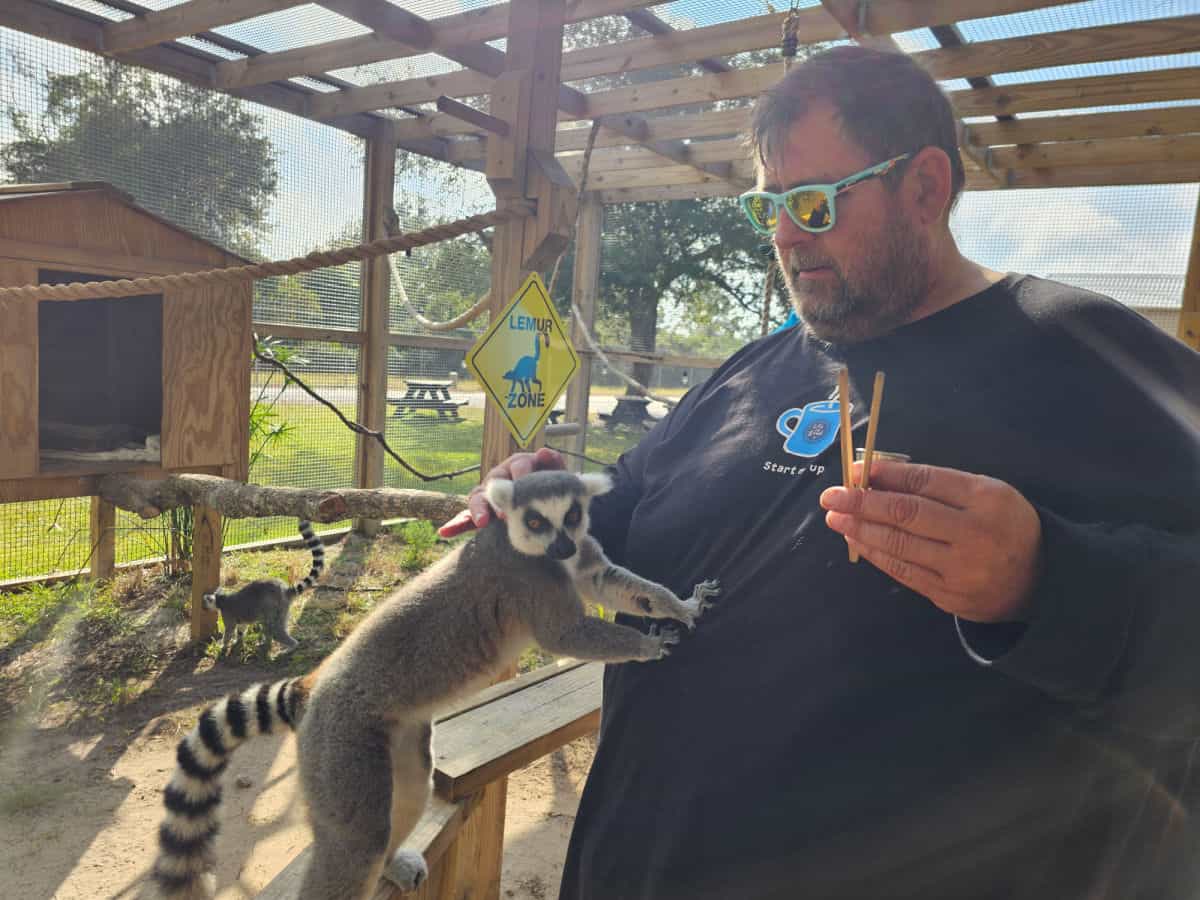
xmin=385 ymin=719 xmax=434 ymax=891
xmin=299 ymin=729 xmax=395 ymax=900
xmin=271 ymin=608 xmax=298 ymax=652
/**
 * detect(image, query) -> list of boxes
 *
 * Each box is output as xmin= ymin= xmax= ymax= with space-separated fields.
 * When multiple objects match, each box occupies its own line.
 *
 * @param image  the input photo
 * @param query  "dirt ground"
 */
xmin=0 ymin=537 xmax=597 ymax=900
xmin=0 ymin=695 xmax=595 ymax=899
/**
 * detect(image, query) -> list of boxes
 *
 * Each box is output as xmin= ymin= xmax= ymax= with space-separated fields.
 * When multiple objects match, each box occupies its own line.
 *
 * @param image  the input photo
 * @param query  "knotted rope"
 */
xmin=0 ymin=201 xmax=535 ymax=302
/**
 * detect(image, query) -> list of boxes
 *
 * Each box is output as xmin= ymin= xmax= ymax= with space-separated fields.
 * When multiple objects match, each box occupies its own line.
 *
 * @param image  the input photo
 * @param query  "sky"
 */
xmin=1 ymin=0 xmax=1198 ymax=312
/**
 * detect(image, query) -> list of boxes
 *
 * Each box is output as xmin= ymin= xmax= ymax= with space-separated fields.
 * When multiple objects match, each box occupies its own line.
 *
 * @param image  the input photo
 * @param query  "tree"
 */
xmin=543 ymin=18 xmax=810 ymax=389
xmin=2 ymin=60 xmax=278 ymax=258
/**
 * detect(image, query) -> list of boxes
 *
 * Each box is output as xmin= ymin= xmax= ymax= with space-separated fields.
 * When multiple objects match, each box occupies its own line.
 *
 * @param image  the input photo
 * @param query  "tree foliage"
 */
xmin=2 ymin=60 xmax=278 ymax=258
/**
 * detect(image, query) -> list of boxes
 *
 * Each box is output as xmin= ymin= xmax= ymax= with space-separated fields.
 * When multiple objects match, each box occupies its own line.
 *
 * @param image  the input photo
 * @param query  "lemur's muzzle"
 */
xmin=546 ymin=532 xmax=576 ymax=560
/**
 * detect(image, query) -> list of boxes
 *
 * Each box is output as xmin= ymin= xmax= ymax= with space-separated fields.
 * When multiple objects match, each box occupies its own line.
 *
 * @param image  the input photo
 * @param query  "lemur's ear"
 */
xmin=579 ymin=472 xmax=613 ymax=497
xmin=485 ymin=479 xmax=515 ymax=515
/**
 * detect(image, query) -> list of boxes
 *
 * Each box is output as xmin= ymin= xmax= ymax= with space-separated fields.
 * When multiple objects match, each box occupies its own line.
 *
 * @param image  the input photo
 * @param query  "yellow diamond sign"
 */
xmin=466 ymin=272 xmax=581 ymax=447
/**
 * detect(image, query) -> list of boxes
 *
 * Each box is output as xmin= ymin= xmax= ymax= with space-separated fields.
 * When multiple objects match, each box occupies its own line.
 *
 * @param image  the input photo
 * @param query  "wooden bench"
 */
xmin=258 ymin=660 xmax=603 ymax=899
xmin=387 ymin=380 xmax=470 ymax=423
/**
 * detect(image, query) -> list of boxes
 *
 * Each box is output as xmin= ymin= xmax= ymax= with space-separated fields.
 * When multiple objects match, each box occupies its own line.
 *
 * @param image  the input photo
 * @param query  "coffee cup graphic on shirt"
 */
xmin=775 ymin=400 xmax=845 ymax=458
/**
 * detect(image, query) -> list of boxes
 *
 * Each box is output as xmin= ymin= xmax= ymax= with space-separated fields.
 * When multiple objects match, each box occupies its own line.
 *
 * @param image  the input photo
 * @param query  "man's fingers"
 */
xmin=851 ymin=460 xmax=978 ymax=509
xmin=826 ymin=512 xmax=951 ymax=571
xmin=533 ymin=446 xmax=566 ymax=471
xmin=820 ymin=483 xmax=961 ymax=541
xmin=437 ymin=509 xmax=477 ymax=538
xmin=846 ymin=538 xmax=950 ymax=601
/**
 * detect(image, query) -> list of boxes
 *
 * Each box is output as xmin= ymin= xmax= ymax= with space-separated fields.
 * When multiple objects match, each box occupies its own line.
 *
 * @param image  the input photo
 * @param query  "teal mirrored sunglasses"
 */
xmin=739 ymin=153 xmax=912 ymax=236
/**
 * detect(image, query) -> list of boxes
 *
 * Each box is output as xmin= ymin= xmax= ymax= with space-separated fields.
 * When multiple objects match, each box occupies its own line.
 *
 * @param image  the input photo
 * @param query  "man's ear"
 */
xmin=580 ymin=472 xmax=613 ymax=497
xmin=485 ymin=479 xmax=515 ymax=516
xmin=904 ymin=145 xmax=954 ymax=225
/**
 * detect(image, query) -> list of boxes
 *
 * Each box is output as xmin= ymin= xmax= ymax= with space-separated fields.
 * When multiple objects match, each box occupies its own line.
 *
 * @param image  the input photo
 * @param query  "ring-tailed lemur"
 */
xmin=201 ymin=519 xmax=324 ymax=656
xmin=153 ymin=470 xmax=719 ymax=900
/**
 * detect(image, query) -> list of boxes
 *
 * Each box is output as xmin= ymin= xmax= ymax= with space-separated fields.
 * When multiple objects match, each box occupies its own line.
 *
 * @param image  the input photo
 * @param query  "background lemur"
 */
xmin=201 ymin=519 xmax=324 ymax=656
xmin=154 ymin=470 xmax=719 ymax=900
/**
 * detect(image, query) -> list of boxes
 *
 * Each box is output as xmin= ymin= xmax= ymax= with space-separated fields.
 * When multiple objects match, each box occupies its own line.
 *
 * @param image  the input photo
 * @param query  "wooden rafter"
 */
xmin=990 ymin=133 xmax=1200 ymax=171
xmin=953 ymin=66 xmax=1200 ymax=118
xmin=214 ymin=0 xmax=665 ymax=90
xmin=621 ymin=7 xmax=732 ymax=74
xmin=964 ymin=107 xmax=1200 ymax=149
xmin=303 ymin=12 xmax=790 ymax=118
xmin=101 ymin=0 xmax=307 ymax=54
xmin=309 ymin=0 xmax=739 ymax=187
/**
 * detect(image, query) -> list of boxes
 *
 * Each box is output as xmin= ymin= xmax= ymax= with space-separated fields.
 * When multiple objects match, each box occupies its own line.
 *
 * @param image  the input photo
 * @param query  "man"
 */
xmin=442 ymin=46 xmax=1200 ymax=899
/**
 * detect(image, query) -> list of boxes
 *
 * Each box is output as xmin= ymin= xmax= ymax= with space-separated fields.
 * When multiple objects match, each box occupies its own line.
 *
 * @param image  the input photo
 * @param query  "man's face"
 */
xmin=760 ymin=103 xmax=931 ymax=343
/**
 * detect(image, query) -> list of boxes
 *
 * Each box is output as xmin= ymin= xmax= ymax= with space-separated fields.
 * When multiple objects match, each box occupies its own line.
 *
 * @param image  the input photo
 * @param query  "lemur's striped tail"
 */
xmin=153 ymin=678 xmax=307 ymax=898
xmin=289 ymin=519 xmax=325 ymax=596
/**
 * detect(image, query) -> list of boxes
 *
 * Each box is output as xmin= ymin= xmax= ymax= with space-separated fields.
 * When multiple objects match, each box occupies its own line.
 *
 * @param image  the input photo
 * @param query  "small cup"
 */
xmin=854 ymin=448 xmax=911 ymax=464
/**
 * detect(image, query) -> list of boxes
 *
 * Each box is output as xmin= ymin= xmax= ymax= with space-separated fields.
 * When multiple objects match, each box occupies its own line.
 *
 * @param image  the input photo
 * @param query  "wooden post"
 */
xmin=355 ymin=134 xmax=397 ymax=536
xmin=480 ymin=0 xmax=569 ymax=475
xmin=189 ymin=504 xmax=221 ymax=642
xmin=1178 ymin=188 xmax=1200 ymax=352
xmin=563 ymin=194 xmax=602 ymax=472
xmin=88 ymin=496 xmax=116 ymax=581
xmin=416 ymin=2 xmax=571 ymax=897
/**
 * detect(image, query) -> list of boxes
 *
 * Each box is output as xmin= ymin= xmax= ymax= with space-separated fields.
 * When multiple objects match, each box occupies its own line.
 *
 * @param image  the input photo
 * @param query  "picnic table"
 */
xmin=387 ymin=379 xmax=469 ymax=423
xmin=598 ymin=395 xmax=658 ymax=431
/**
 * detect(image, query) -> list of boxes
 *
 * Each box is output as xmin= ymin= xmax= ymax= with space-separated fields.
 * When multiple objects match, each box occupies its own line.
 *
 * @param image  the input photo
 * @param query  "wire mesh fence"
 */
xmin=0 ymin=11 xmax=1196 ymax=584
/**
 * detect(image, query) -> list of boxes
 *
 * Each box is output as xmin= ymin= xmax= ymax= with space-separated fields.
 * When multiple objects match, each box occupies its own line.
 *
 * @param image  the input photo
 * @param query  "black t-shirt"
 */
xmin=559 ymin=275 xmax=1200 ymax=900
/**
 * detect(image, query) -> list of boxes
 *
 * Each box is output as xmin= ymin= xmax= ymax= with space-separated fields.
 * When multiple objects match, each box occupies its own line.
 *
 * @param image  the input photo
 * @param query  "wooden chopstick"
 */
xmin=837 ymin=368 xmax=855 ymax=562
xmin=859 ymin=371 xmax=887 ymax=493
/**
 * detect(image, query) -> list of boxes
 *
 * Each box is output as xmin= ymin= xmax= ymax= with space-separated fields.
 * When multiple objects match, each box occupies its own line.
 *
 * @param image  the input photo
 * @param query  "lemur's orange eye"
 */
xmin=524 ymin=513 xmax=547 ymax=532
xmin=564 ymin=502 xmax=582 ymax=527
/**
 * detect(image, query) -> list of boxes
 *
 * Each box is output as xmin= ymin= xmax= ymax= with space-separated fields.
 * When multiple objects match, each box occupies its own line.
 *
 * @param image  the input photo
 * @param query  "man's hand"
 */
xmin=438 ymin=447 xmax=566 ymax=538
xmin=819 ymin=460 xmax=1043 ymax=624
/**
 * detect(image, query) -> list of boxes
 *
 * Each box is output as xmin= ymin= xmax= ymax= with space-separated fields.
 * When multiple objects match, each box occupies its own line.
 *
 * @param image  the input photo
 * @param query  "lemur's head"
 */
xmin=201 ymin=590 xmax=224 ymax=611
xmin=485 ymin=470 xmax=612 ymax=560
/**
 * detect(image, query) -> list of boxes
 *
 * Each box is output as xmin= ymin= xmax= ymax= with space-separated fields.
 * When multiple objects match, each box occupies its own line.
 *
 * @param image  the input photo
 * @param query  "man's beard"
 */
xmin=783 ymin=220 xmax=931 ymax=344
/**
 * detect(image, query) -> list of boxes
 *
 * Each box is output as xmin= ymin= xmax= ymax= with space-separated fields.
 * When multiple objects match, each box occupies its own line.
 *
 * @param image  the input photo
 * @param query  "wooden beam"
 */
xmin=317 ymin=0 xmax=433 ymax=49
xmin=306 ymin=13 xmax=788 ymax=116
xmin=189 ymin=505 xmax=221 ymax=642
xmin=215 ymin=0 xmax=664 ymax=89
xmin=558 ymin=137 xmax=749 ymax=174
xmin=580 ymin=162 xmax=753 ymax=191
xmin=965 ymin=107 xmax=1200 ymax=148
xmin=597 ymin=181 xmax=743 ymax=203
xmin=89 ymin=497 xmax=117 ymax=581
xmin=915 ymin=15 xmax=1200 ymax=83
xmin=1181 ymin=189 xmax=1200 ymax=353
xmin=437 ymin=96 xmax=509 ymax=136
xmin=102 ymin=0 xmax=307 ymax=54
xmin=622 ymin=7 xmax=732 ymax=74
xmin=1 ymin=0 xmax=391 ymax=141
xmin=951 ymin=67 xmax=1200 ymax=119
xmin=1003 ymin=160 xmax=1200 ymax=189
xmin=582 ymin=64 xmax=777 ymax=119
xmin=354 ymin=134 xmax=396 ymax=537
xmin=990 ymin=133 xmax=1200 ymax=171
xmin=563 ymin=196 xmax=602 ymax=470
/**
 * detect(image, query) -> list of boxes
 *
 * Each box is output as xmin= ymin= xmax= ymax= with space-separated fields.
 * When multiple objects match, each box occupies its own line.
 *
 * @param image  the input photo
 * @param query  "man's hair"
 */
xmin=748 ymin=45 xmax=965 ymax=211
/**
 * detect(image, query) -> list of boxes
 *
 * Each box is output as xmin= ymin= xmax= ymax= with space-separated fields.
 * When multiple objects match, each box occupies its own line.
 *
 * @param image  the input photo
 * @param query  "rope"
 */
xmin=760 ymin=254 xmax=778 ymax=337
xmin=252 ymin=336 xmax=480 ymax=483
xmin=0 ymin=202 xmax=535 ymax=302
xmin=383 ymin=120 xmax=600 ymax=334
xmin=782 ymin=1 xmax=802 ymax=70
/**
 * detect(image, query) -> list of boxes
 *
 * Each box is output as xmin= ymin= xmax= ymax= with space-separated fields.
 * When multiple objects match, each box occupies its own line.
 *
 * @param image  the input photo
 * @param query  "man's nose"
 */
xmin=774 ymin=211 xmax=817 ymax=253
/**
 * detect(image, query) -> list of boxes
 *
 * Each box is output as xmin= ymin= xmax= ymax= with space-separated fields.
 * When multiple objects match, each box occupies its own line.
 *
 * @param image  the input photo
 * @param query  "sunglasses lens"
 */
xmin=785 ymin=190 xmax=832 ymax=230
xmin=744 ymin=195 xmax=778 ymax=233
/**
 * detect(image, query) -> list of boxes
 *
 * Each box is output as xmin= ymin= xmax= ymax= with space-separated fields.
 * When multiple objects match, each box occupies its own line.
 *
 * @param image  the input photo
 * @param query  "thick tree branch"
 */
xmin=97 ymin=473 xmax=467 ymax=525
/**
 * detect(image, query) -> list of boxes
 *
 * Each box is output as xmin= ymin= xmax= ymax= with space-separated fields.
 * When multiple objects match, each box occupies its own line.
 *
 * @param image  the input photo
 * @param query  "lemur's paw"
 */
xmin=387 ymin=848 xmax=428 ymax=892
xmin=648 ymin=622 xmax=682 ymax=658
xmin=680 ymin=579 xmax=721 ymax=627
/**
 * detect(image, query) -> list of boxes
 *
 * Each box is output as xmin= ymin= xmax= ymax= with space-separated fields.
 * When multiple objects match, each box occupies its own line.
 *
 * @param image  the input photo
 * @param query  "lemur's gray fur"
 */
xmin=153 ymin=470 xmax=719 ymax=900
xmin=201 ymin=519 xmax=324 ymax=656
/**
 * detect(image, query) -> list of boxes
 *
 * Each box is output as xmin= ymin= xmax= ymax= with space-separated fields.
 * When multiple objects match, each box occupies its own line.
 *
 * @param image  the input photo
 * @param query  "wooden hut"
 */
xmin=0 ymin=181 xmax=251 ymax=576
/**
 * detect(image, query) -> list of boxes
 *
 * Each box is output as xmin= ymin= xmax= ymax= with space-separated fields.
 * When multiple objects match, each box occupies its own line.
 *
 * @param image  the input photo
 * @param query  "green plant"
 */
xmin=399 ymin=520 xmax=438 ymax=572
